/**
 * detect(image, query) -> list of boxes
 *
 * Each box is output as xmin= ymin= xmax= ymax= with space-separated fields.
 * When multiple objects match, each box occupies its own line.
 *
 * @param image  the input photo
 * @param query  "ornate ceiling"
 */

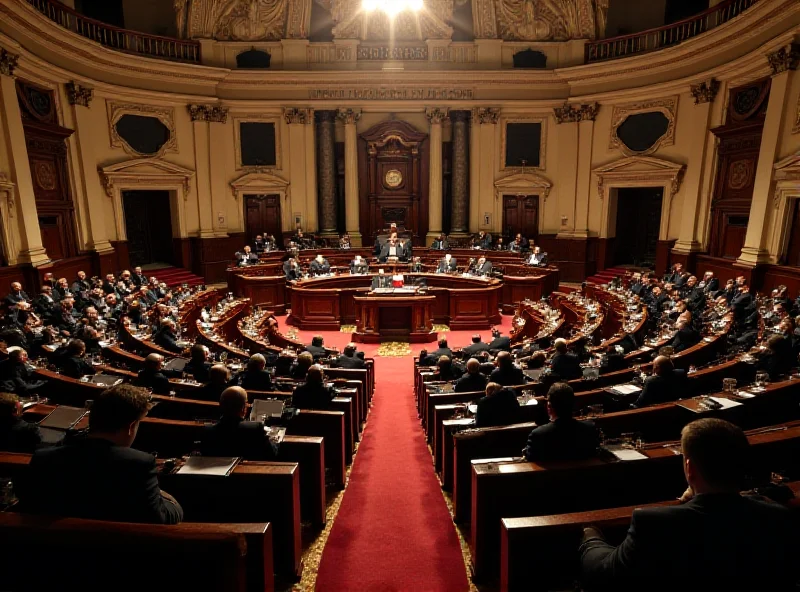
xmin=175 ymin=0 xmax=609 ymax=42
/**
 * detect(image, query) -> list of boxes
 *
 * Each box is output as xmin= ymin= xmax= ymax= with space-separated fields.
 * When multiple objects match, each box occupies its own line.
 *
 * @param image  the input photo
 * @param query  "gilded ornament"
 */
xmin=767 ymin=43 xmax=800 ymax=76
xmin=0 ymin=49 xmax=19 ymax=77
xmin=690 ymin=79 xmax=720 ymax=105
xmin=425 ymin=107 xmax=449 ymax=125
xmin=384 ymin=169 xmax=403 ymax=188
xmin=66 ymin=82 xmax=93 ymax=107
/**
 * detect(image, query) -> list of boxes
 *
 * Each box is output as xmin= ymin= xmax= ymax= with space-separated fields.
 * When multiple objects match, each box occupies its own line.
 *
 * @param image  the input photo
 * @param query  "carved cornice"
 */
xmin=188 ymin=104 xmax=229 ymax=123
xmin=690 ymin=79 xmax=720 ymax=104
xmin=472 ymin=107 xmax=500 ymax=125
xmin=593 ymin=156 xmax=685 ymax=201
xmin=425 ymin=107 xmax=449 ymax=125
xmin=336 ymin=108 xmax=361 ymax=125
xmin=283 ymin=107 xmax=314 ymax=125
xmin=107 ymin=102 xmax=178 ymax=158
xmin=65 ymin=81 xmax=93 ymax=107
xmin=553 ymin=103 xmax=599 ymax=124
xmin=767 ymin=43 xmax=800 ymax=75
xmin=99 ymin=158 xmax=195 ymax=200
xmin=0 ymin=48 xmax=19 ymax=77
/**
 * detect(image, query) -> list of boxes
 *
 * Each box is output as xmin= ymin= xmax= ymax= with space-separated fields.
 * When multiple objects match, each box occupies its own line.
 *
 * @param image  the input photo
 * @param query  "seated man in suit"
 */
xmin=549 ymin=338 xmax=582 ymax=381
xmin=4 ymin=282 xmax=30 ymax=309
xmin=292 ymin=365 xmax=335 ymax=410
xmin=231 ymin=353 xmax=274 ymax=392
xmin=332 ymin=343 xmax=366 ymax=369
xmin=371 ymin=269 xmax=392 ymax=289
xmin=524 ymin=382 xmax=598 ymax=462
xmin=471 ymin=257 xmax=493 ymax=277
xmin=200 ymin=386 xmax=274 ymax=460
xmin=436 ymin=253 xmax=458 ymax=273
xmin=489 ymin=351 xmax=526 ymax=386
xmin=462 ymin=334 xmax=490 ymax=358
xmin=433 ymin=355 xmax=463 ymax=382
xmin=0 ymin=392 xmax=42 ymax=453
xmin=634 ymin=355 xmax=688 ymax=408
xmin=18 ymin=384 xmax=183 ymax=524
xmin=57 ymin=339 xmax=95 ymax=379
xmin=671 ymin=319 xmax=701 ymax=353
xmin=379 ymin=236 xmax=406 ymax=262
xmin=305 ymin=335 xmax=328 ymax=360
xmin=195 ymin=364 xmax=231 ymax=402
xmin=253 ymin=234 xmax=266 ymax=254
xmin=309 ymin=254 xmax=331 ymax=276
xmin=153 ymin=319 xmax=184 ymax=354
xmin=475 ymin=382 xmax=521 ymax=428
xmin=234 ymin=245 xmax=259 ymax=266
xmin=0 ymin=348 xmax=46 ymax=395
xmin=283 ymin=258 xmax=301 ymax=281
xmin=455 ymin=358 xmax=489 ymax=393
xmin=431 ymin=233 xmax=449 ymax=250
xmin=508 ymin=234 xmax=526 ymax=253
xmin=429 ymin=337 xmax=454 ymax=361
xmin=410 ymin=256 xmax=424 ymax=273
xmin=488 ymin=328 xmax=511 ymax=353
xmin=474 ymin=231 xmax=492 ymax=250
xmin=289 ymin=352 xmax=314 ymax=380
xmin=350 ymin=255 xmax=369 ymax=274
xmin=580 ymin=418 xmax=797 ymax=592
xmin=527 ymin=246 xmax=548 ymax=266
xmin=134 ymin=353 xmax=171 ymax=395
xmin=756 ymin=333 xmax=794 ymax=381
xmin=130 ymin=267 xmax=147 ymax=288
xmin=184 ymin=344 xmax=213 ymax=383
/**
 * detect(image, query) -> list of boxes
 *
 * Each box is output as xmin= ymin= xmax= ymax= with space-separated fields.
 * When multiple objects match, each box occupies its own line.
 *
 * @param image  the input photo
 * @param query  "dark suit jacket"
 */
xmin=428 ymin=347 xmax=454 ymax=360
xmin=670 ymin=327 xmax=701 ymax=353
xmin=524 ymin=418 xmax=598 ymax=462
xmin=349 ymin=261 xmax=369 ymax=274
xmin=283 ymin=261 xmax=301 ymax=280
xmin=292 ymin=382 xmax=334 ymax=410
xmin=473 ymin=261 xmax=493 ymax=276
xmin=431 ymin=239 xmax=449 ymax=250
xmin=701 ymin=277 xmax=720 ymax=294
xmin=475 ymin=388 xmax=520 ymax=428
xmin=550 ymin=352 xmax=582 ymax=381
xmin=379 ymin=243 xmax=407 ymax=262
xmin=371 ymin=275 xmax=392 ymax=289
xmin=18 ymin=437 xmax=183 ymax=524
xmin=235 ymin=252 xmax=259 ymax=266
xmin=183 ymin=360 xmax=212 ymax=383
xmin=194 ymin=382 xmax=228 ymax=403
xmin=436 ymin=258 xmax=458 ymax=273
xmin=489 ymin=364 xmax=526 ymax=387
xmin=528 ymin=252 xmax=548 ymax=266
xmin=4 ymin=291 xmax=29 ymax=307
xmin=232 ymin=369 xmax=274 ymax=392
xmin=634 ymin=369 xmax=688 ymax=408
xmin=200 ymin=416 xmax=273 ymax=460
xmin=488 ymin=336 xmax=511 ymax=352
xmin=454 ymin=371 xmax=488 ymax=393
xmin=333 ymin=354 xmax=365 ymax=369
xmin=58 ymin=356 xmax=95 ymax=379
xmin=134 ymin=368 xmax=171 ymax=395
xmin=462 ymin=342 xmax=490 ymax=357
xmin=305 ymin=344 xmax=328 ymax=360
xmin=153 ymin=329 xmax=183 ymax=354
xmin=0 ymin=417 xmax=42 ymax=453
xmin=309 ymin=259 xmax=331 ymax=275
xmin=580 ymin=493 xmax=798 ymax=592
xmin=0 ymin=360 xmax=45 ymax=394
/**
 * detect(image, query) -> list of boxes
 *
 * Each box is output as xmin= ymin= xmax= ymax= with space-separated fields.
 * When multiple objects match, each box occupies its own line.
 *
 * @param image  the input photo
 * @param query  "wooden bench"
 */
xmin=0 ymin=513 xmax=274 ymax=592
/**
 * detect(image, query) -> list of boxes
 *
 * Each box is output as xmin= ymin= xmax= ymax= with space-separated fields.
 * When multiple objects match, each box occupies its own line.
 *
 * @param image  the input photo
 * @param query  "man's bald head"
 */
xmin=653 ymin=355 xmax=673 ymax=376
xmin=220 ymin=386 xmax=248 ymax=418
xmin=209 ymin=364 xmax=230 ymax=384
xmin=144 ymin=353 xmax=163 ymax=370
xmin=307 ymin=365 xmax=324 ymax=384
xmin=466 ymin=358 xmax=480 ymax=374
xmin=495 ymin=351 xmax=512 ymax=367
xmin=554 ymin=338 xmax=567 ymax=354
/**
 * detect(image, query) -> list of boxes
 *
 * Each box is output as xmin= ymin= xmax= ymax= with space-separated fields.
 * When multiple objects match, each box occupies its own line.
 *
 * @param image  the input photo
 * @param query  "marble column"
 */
xmin=337 ymin=108 xmax=361 ymax=245
xmin=0 ymin=50 xmax=49 ymax=266
xmin=738 ymin=44 xmax=798 ymax=266
xmin=426 ymin=107 xmax=448 ymax=244
xmin=188 ymin=105 xmax=216 ymax=239
xmin=316 ymin=110 xmax=338 ymax=238
xmin=450 ymin=110 xmax=470 ymax=237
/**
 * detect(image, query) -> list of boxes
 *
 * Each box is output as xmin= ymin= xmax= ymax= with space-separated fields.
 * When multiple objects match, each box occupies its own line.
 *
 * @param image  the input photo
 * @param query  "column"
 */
xmin=470 ymin=108 xmax=499 ymax=234
xmin=574 ymin=107 xmax=598 ymax=236
xmin=450 ymin=110 xmax=470 ymax=237
xmin=426 ymin=107 xmax=448 ymax=244
xmin=188 ymin=105 xmax=216 ymax=238
xmin=673 ymin=80 xmax=719 ymax=254
xmin=316 ymin=110 xmax=338 ymax=238
xmin=0 ymin=50 xmax=49 ymax=266
xmin=67 ymin=82 xmax=115 ymax=254
xmin=207 ymin=106 xmax=231 ymax=237
xmin=285 ymin=108 xmax=316 ymax=232
xmin=337 ymin=108 xmax=362 ymax=245
xmin=737 ymin=44 xmax=798 ymax=267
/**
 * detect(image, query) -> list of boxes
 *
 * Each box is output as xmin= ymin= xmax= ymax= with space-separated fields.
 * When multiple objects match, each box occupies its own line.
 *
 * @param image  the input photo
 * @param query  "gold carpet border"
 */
xmin=339 ymin=325 xmax=357 ymax=333
xmin=376 ymin=341 xmax=412 ymax=357
xmin=432 ymin=324 xmax=451 ymax=333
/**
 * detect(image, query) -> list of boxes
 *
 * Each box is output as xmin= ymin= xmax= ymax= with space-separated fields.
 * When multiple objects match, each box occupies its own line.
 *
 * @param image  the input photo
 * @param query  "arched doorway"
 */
xmin=358 ymin=120 xmax=429 ymax=246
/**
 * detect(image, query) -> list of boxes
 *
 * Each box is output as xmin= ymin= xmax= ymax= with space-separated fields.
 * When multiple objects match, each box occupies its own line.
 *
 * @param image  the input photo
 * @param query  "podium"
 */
xmin=353 ymin=294 xmax=436 ymax=343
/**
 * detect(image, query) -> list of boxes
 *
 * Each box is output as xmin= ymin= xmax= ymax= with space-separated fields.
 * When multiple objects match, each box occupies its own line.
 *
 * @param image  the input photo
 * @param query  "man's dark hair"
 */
xmin=681 ymin=418 xmax=750 ymax=489
xmin=547 ymin=382 xmax=575 ymax=418
xmin=471 ymin=335 xmax=481 ymax=344
xmin=312 ymin=335 xmax=324 ymax=347
xmin=190 ymin=344 xmax=206 ymax=363
xmin=66 ymin=339 xmax=85 ymax=357
xmin=527 ymin=352 xmax=547 ymax=369
xmin=89 ymin=384 xmax=151 ymax=433
xmin=0 ymin=392 xmax=19 ymax=421
xmin=438 ymin=338 xmax=448 ymax=348
xmin=343 ymin=344 xmax=357 ymax=356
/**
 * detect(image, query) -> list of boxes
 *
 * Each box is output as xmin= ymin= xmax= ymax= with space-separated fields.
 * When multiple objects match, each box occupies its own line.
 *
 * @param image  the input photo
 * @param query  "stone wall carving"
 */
xmin=0 ymin=48 xmax=18 ymax=77
xmin=553 ymin=102 xmax=598 ymax=124
xmin=327 ymin=0 xmax=454 ymax=41
xmin=66 ymin=81 xmax=93 ymax=107
xmin=188 ymin=104 xmax=229 ymax=123
xmin=179 ymin=0 xmax=310 ymax=41
xmin=475 ymin=0 xmax=608 ymax=41
xmin=690 ymin=79 xmax=720 ymax=105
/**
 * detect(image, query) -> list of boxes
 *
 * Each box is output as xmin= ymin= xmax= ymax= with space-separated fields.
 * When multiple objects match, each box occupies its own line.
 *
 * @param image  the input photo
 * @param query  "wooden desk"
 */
xmin=353 ymin=294 xmax=436 ymax=343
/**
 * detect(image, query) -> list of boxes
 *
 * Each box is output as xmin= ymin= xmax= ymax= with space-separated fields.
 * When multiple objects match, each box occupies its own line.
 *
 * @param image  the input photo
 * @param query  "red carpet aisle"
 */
xmin=314 ymin=352 xmax=470 ymax=592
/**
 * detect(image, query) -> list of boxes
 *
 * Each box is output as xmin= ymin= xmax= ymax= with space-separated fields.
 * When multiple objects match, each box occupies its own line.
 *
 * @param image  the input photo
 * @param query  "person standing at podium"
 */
xmin=379 ymin=235 xmax=407 ymax=262
xmin=234 ymin=245 xmax=259 ymax=266
xmin=371 ymin=269 xmax=392 ymax=289
xmin=310 ymin=254 xmax=331 ymax=276
xmin=350 ymin=255 xmax=369 ymax=274
xmin=437 ymin=254 xmax=458 ymax=273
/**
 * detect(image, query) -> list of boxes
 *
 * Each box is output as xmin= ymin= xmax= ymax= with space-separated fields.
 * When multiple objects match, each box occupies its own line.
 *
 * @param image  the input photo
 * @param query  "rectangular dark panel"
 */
xmin=240 ymin=122 xmax=276 ymax=167
xmin=505 ymin=123 xmax=541 ymax=168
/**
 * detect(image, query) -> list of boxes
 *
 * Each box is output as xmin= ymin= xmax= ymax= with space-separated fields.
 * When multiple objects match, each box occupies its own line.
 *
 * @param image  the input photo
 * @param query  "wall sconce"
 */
xmin=560 ymin=215 xmax=568 ymax=226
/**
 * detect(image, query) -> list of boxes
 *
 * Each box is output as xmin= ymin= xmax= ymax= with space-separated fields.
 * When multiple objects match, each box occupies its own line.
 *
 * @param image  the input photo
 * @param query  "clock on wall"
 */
xmin=384 ymin=169 xmax=403 ymax=188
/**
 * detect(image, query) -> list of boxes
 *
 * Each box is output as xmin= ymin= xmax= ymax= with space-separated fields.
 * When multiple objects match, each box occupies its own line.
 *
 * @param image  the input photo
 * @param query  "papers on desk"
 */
xmin=610 ymin=384 xmax=642 ymax=396
xmin=735 ymin=390 xmax=756 ymax=399
xmin=250 ymin=398 xmax=285 ymax=421
xmin=467 ymin=404 xmax=478 ymax=415
xmin=39 ymin=406 xmax=87 ymax=430
xmin=708 ymin=396 xmax=744 ymax=409
xmin=177 ymin=456 xmax=240 ymax=477
xmin=605 ymin=445 xmax=648 ymax=462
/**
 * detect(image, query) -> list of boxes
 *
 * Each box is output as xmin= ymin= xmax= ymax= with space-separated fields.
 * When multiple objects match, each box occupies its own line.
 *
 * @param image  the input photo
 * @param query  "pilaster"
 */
xmin=189 ymin=105 xmax=216 ymax=239
xmin=285 ymin=107 xmax=316 ymax=232
xmin=425 ymin=107 xmax=448 ymax=244
xmin=337 ymin=108 xmax=361 ymax=245
xmin=316 ymin=110 xmax=338 ymax=237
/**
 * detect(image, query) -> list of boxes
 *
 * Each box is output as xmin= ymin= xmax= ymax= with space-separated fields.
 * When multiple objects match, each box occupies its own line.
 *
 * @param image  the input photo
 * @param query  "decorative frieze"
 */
xmin=767 ymin=43 xmax=800 ymax=76
xmin=690 ymin=79 xmax=720 ymax=104
xmin=66 ymin=81 xmax=93 ymax=107
xmin=357 ymin=46 xmax=428 ymax=60
xmin=309 ymin=88 xmax=474 ymax=100
xmin=283 ymin=107 xmax=314 ymax=125
xmin=188 ymin=104 xmax=229 ymax=123
xmin=472 ymin=107 xmax=500 ymax=125
xmin=336 ymin=108 xmax=361 ymax=125
xmin=425 ymin=107 xmax=449 ymax=125
xmin=553 ymin=102 xmax=599 ymax=124
xmin=0 ymin=49 xmax=19 ymax=77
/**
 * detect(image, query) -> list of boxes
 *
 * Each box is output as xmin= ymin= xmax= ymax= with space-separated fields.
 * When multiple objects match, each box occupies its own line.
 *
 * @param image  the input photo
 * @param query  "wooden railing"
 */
xmin=24 ymin=0 xmax=200 ymax=64
xmin=586 ymin=0 xmax=761 ymax=63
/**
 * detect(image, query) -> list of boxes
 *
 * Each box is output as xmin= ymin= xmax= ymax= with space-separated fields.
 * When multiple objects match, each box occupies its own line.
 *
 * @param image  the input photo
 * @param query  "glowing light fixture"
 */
xmin=362 ymin=0 xmax=424 ymax=15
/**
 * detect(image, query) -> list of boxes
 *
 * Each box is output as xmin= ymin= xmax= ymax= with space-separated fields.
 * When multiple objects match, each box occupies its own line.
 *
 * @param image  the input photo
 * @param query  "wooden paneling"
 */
xmin=172 ymin=237 xmax=192 ymax=270
xmin=596 ymin=237 xmax=615 ymax=272
xmin=238 ymin=276 xmax=287 ymax=314
xmin=110 ymin=240 xmax=130 ymax=272
xmin=191 ymin=233 xmax=245 ymax=284
xmin=655 ymin=239 xmax=675 ymax=276
xmin=538 ymin=235 xmax=597 ymax=282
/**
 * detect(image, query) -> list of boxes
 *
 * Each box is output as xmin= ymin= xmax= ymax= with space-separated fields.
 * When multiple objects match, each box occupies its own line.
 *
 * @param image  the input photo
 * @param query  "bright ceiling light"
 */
xmin=362 ymin=0 xmax=424 ymax=15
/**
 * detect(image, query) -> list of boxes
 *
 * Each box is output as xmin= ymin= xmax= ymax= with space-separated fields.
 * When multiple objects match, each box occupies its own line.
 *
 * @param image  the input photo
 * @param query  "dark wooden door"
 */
xmin=782 ymin=199 xmax=800 ymax=267
xmin=502 ymin=195 xmax=539 ymax=240
xmin=245 ymin=195 xmax=282 ymax=246
xmin=122 ymin=191 xmax=174 ymax=268
xmin=613 ymin=188 xmax=663 ymax=267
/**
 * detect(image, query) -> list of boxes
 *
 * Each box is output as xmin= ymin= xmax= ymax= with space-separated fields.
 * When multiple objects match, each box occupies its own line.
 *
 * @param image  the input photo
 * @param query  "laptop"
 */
xmin=250 ymin=398 xmax=286 ymax=422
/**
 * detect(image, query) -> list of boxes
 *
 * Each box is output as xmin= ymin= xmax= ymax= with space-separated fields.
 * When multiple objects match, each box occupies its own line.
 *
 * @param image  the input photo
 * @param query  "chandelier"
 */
xmin=362 ymin=0 xmax=424 ymax=17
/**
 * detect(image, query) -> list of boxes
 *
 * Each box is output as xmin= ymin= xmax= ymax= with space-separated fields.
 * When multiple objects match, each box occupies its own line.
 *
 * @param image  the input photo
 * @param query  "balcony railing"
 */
xmin=25 ymin=0 xmax=200 ymax=64
xmin=585 ymin=0 xmax=761 ymax=63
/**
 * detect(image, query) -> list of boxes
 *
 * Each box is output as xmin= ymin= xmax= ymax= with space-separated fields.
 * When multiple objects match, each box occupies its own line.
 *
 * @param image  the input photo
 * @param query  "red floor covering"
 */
xmin=275 ymin=316 xmax=513 ymax=591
